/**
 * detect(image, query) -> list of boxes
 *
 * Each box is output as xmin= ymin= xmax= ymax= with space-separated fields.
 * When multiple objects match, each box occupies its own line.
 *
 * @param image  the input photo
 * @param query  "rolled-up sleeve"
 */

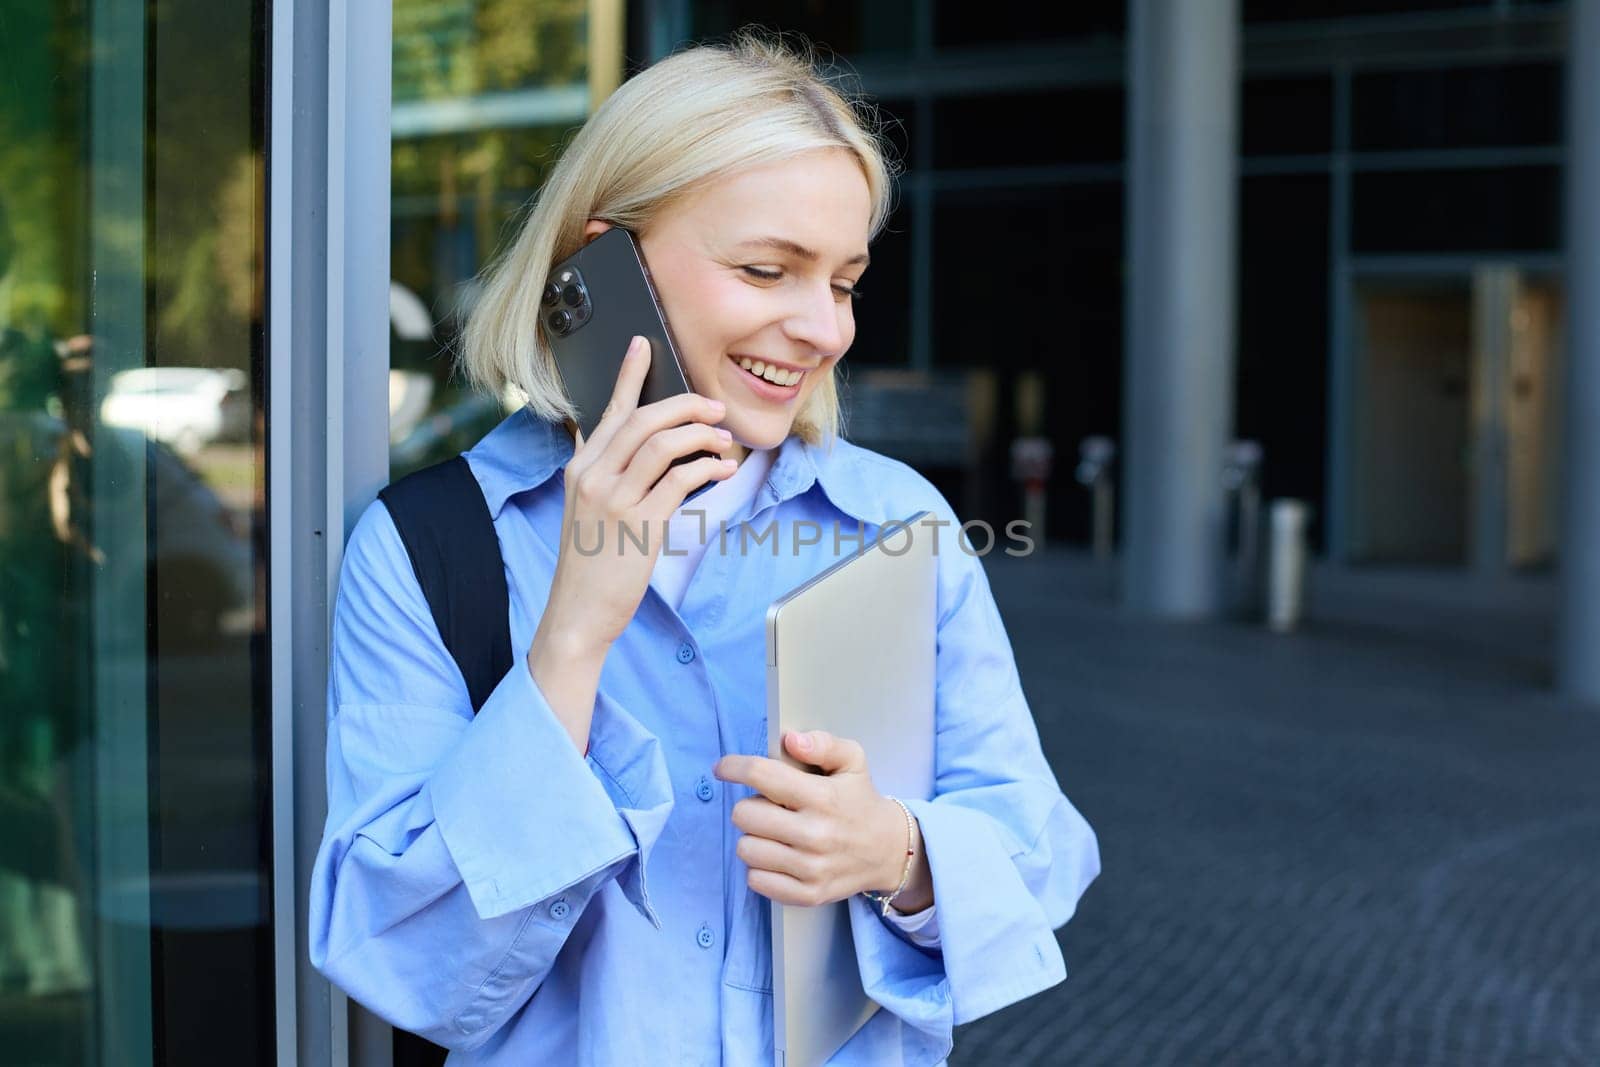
xmin=308 ymin=500 xmax=674 ymax=1051
xmin=848 ymin=499 xmax=1101 ymax=1044
xmin=879 ymin=901 xmax=941 ymax=949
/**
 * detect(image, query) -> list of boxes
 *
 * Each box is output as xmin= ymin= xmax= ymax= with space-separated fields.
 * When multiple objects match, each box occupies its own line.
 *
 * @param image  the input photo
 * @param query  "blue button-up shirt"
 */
xmin=308 ymin=408 xmax=1101 ymax=1064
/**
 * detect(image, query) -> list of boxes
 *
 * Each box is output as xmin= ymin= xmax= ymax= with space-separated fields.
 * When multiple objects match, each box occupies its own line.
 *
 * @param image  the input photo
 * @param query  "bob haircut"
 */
xmin=457 ymin=28 xmax=902 ymax=451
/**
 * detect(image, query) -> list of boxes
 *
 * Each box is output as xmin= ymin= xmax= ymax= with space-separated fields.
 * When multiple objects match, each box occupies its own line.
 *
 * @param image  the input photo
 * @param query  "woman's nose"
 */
xmin=782 ymin=282 xmax=845 ymax=356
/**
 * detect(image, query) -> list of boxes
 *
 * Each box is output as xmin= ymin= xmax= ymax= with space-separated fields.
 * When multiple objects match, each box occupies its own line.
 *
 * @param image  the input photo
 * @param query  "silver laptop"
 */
xmin=764 ymin=510 xmax=939 ymax=1067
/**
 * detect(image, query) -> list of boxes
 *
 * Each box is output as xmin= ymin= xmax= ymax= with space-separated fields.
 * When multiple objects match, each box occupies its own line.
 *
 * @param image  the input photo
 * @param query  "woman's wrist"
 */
xmin=886 ymin=798 xmax=933 ymax=914
xmin=525 ymin=623 xmax=610 ymax=754
xmin=532 ymin=610 xmax=612 ymax=664
xmin=863 ymin=796 xmax=933 ymax=915
xmin=869 ymin=797 xmax=913 ymax=892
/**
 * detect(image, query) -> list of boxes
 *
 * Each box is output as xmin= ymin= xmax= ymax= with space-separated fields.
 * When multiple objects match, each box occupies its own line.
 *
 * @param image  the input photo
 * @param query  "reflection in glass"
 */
xmin=0 ymin=3 xmax=272 ymax=1063
xmin=391 ymin=1 xmax=596 ymax=479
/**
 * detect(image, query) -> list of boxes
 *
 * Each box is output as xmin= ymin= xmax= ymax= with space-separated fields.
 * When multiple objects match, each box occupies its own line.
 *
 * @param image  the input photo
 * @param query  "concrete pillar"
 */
xmin=1122 ymin=0 xmax=1240 ymax=618
xmin=1559 ymin=0 xmax=1600 ymax=701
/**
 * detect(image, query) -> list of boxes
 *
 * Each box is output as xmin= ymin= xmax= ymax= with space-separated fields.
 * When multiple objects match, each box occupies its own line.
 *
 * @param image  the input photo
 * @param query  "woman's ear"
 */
xmin=582 ymin=218 xmax=612 ymax=245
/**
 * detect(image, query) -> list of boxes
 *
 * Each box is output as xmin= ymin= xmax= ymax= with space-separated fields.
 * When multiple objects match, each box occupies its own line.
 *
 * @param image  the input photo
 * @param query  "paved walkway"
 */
xmin=949 ymin=551 xmax=1600 ymax=1066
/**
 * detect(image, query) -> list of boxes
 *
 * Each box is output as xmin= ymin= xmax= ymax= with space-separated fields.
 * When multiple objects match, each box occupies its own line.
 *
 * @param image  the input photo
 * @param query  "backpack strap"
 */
xmin=377 ymin=454 xmax=511 ymax=715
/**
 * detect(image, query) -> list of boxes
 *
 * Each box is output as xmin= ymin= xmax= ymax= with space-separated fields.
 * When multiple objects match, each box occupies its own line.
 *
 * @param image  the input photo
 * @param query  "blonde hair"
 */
xmin=457 ymin=28 xmax=902 ymax=451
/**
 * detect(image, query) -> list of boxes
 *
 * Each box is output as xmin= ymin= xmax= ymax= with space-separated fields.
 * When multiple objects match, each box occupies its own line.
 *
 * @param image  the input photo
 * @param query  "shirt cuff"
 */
xmin=897 ymin=796 xmax=1073 ymax=1026
xmin=847 ymin=892 xmax=952 ymax=1042
xmin=879 ymin=901 xmax=942 ymax=949
xmin=428 ymin=657 xmax=674 ymax=925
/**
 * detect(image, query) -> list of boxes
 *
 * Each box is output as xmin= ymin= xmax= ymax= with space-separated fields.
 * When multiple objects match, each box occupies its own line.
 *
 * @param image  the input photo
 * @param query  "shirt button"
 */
xmin=676 ymin=642 xmax=696 ymax=664
xmin=695 ymin=775 xmax=715 ymax=802
xmin=696 ymin=923 xmax=715 ymax=950
xmin=549 ymin=897 xmax=571 ymax=920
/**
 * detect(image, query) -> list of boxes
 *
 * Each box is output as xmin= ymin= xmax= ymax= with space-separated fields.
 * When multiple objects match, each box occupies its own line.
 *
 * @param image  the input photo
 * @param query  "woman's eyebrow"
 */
xmin=735 ymin=235 xmax=870 ymax=268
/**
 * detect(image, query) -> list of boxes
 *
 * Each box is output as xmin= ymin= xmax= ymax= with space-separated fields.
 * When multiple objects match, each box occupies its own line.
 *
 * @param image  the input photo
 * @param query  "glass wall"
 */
xmin=389 ymin=0 xmax=595 ymax=479
xmin=0 ymin=3 xmax=273 ymax=1064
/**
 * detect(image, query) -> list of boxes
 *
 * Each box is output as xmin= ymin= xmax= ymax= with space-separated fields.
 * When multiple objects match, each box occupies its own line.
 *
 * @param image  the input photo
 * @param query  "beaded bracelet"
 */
xmin=862 ymin=796 xmax=916 ymax=917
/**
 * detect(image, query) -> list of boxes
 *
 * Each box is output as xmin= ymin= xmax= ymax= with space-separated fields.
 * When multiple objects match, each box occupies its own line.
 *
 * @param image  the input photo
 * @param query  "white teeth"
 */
xmin=735 ymin=356 xmax=802 ymax=387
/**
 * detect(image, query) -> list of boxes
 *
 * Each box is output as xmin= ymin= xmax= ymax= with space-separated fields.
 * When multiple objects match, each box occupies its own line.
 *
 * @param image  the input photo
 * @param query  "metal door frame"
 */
xmin=269 ymin=2 xmax=392 ymax=1065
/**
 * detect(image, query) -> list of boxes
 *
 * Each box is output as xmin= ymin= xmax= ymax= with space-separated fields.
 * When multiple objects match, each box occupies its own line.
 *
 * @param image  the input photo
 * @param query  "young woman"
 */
xmin=310 ymin=30 xmax=1100 ymax=1065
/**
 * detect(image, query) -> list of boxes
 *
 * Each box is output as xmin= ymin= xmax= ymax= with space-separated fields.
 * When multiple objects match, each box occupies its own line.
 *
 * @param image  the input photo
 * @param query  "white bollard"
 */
xmin=1267 ymin=499 xmax=1311 ymax=633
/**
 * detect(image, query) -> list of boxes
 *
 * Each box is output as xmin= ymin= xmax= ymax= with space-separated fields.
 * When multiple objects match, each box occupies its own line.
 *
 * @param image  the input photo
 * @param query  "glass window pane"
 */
xmin=935 ymin=0 xmax=1125 ymax=46
xmin=394 ymin=0 xmax=589 ymax=99
xmin=1243 ymin=77 xmax=1334 ymax=156
xmin=933 ymin=88 xmax=1123 ymax=169
xmin=689 ymin=1 xmax=917 ymax=56
xmin=1351 ymin=166 xmax=1562 ymax=252
xmin=932 ymin=183 xmax=1122 ymax=373
xmin=1351 ymin=63 xmax=1564 ymax=151
xmin=390 ymin=1 xmax=595 ymax=480
xmin=0 ymin=2 xmax=272 ymax=1064
xmin=846 ymin=197 xmax=913 ymax=368
xmin=1243 ymin=0 xmax=1487 ymax=22
xmin=1237 ymin=174 xmax=1332 ymax=523
xmin=933 ymin=182 xmax=1123 ymax=545
xmin=875 ymin=97 xmax=916 ymax=172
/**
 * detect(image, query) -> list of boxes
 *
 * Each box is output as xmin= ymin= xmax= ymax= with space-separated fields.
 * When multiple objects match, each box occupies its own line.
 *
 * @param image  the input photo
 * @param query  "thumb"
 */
xmin=785 ymin=730 xmax=862 ymax=774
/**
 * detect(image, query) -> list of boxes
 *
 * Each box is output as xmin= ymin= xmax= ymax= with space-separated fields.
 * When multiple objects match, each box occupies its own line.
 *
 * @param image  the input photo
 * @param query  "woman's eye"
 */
xmin=741 ymin=266 xmax=862 ymax=301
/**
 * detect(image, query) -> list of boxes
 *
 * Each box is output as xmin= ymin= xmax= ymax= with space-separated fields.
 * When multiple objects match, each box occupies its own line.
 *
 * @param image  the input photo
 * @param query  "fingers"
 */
xmin=576 ymin=335 xmax=729 ymax=470
xmin=734 ymin=832 xmax=814 ymax=882
xmin=574 ymin=335 xmax=652 ymax=462
xmin=746 ymin=866 xmax=830 ymax=908
xmin=638 ymin=454 xmax=739 ymax=517
xmin=563 ymin=334 xmax=735 ymax=519
xmin=615 ymin=421 xmax=735 ymax=507
xmin=731 ymin=801 xmax=834 ymax=907
xmin=730 ymin=794 xmax=809 ymax=843
xmin=596 ymin=391 xmax=726 ymax=486
xmin=783 ymin=730 xmax=866 ymax=775
xmin=714 ymin=754 xmax=822 ymax=810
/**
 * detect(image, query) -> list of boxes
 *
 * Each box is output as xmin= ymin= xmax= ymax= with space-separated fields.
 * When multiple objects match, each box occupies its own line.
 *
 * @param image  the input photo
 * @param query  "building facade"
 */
xmin=0 ymin=1 xmax=1591 ymax=1063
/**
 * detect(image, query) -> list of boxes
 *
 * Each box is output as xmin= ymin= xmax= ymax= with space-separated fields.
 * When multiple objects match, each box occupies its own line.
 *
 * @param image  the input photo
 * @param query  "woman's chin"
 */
xmin=724 ymin=414 xmax=791 ymax=451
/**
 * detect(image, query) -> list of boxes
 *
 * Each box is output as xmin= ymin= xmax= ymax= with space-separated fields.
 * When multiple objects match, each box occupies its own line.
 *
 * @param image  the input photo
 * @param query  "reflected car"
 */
xmin=100 ymin=366 xmax=251 ymax=457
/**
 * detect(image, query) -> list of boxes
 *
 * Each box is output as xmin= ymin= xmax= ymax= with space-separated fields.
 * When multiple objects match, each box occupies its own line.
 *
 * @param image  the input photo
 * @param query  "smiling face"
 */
xmin=581 ymin=148 xmax=872 ymax=464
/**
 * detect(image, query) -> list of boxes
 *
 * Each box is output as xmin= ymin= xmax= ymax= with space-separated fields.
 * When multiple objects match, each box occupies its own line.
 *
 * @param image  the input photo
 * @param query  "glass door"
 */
xmin=388 ymin=0 xmax=610 ymax=479
xmin=0 ymin=2 xmax=273 ymax=1063
xmin=1348 ymin=267 xmax=1564 ymax=571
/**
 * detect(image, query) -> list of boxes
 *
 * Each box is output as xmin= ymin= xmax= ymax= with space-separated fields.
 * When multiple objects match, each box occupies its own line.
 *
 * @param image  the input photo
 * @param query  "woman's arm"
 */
xmin=307 ymin=500 xmax=674 ymax=1052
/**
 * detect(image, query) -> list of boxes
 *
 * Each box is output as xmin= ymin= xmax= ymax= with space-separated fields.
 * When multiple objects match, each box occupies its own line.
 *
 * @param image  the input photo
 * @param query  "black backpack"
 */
xmin=376 ymin=454 xmax=511 ymax=1067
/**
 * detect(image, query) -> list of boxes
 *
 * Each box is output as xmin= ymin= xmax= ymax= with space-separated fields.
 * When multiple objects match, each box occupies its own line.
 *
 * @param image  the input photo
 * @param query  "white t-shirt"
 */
xmin=649 ymin=444 xmax=777 ymax=613
xmin=648 ymin=443 xmax=941 ymax=949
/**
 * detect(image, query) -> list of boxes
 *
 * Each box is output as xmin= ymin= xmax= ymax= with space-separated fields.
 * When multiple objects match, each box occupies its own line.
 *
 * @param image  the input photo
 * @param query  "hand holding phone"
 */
xmin=545 ymin=225 xmax=725 ymax=502
xmin=546 ymin=334 xmax=739 ymax=653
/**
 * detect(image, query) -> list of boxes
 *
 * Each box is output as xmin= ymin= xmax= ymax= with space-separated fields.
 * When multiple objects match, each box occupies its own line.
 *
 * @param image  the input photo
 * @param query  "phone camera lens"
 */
xmin=561 ymin=284 xmax=585 ymax=307
xmin=542 ymin=282 xmax=562 ymax=307
xmin=547 ymin=309 xmax=573 ymax=335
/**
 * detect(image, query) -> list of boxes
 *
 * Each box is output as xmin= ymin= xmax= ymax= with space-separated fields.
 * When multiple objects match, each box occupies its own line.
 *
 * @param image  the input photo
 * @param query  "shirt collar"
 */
xmin=466 ymin=406 xmax=884 ymax=526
